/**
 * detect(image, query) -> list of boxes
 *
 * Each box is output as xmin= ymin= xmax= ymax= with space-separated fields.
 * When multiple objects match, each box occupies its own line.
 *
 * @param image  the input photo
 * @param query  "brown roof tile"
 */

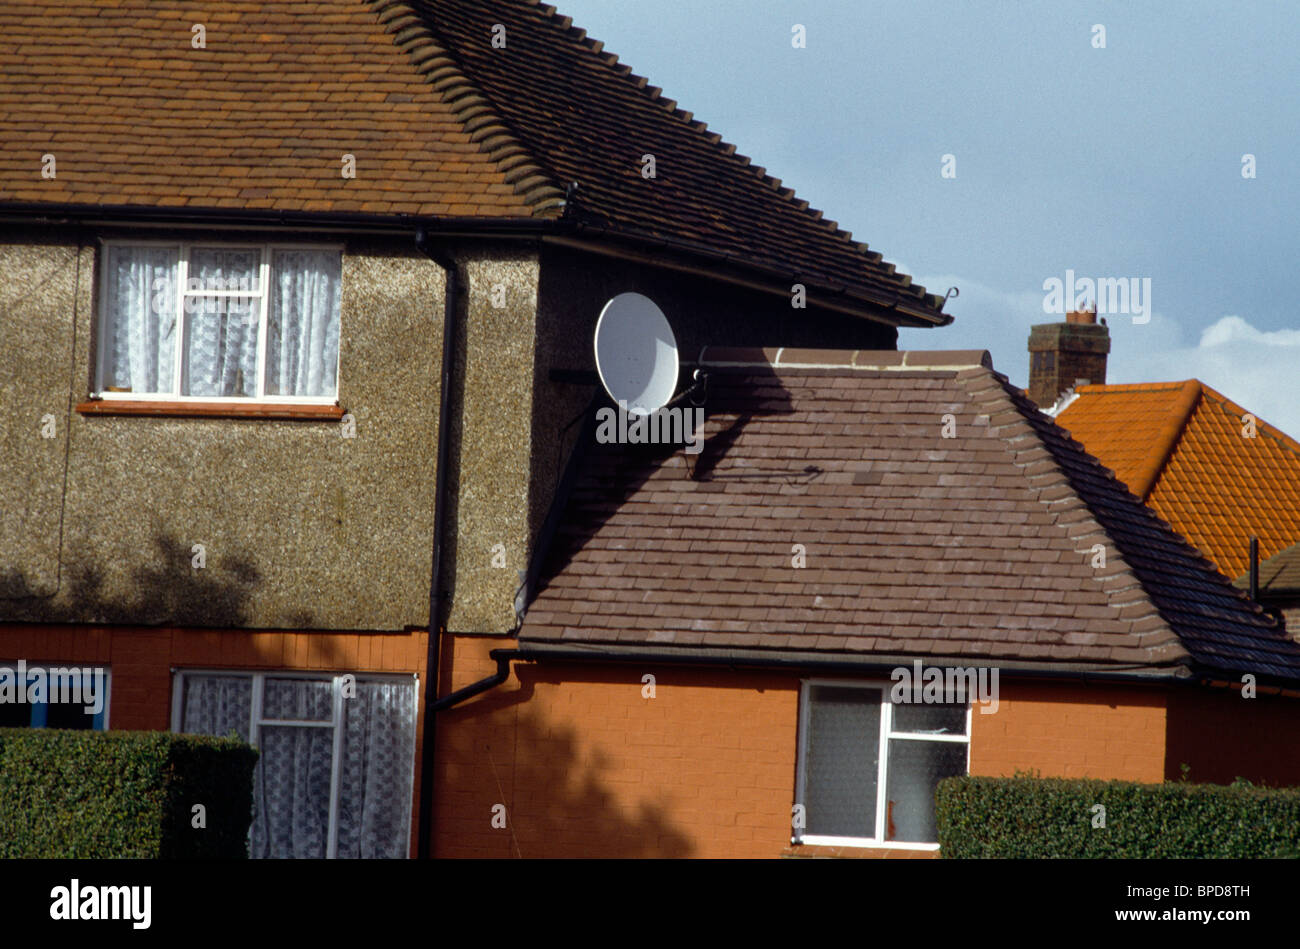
xmin=519 ymin=349 xmax=1300 ymax=684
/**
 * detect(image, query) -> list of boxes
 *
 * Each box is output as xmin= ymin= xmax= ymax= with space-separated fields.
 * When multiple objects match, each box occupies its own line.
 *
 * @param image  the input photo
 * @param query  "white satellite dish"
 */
xmin=593 ymin=292 xmax=679 ymax=416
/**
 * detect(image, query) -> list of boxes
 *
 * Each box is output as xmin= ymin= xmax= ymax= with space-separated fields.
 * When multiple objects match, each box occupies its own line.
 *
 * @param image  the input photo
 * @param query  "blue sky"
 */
xmin=554 ymin=0 xmax=1300 ymax=434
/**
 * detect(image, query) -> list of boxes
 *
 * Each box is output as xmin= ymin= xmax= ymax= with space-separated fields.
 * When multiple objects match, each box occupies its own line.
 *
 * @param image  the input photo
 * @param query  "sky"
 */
xmin=553 ymin=0 xmax=1300 ymax=434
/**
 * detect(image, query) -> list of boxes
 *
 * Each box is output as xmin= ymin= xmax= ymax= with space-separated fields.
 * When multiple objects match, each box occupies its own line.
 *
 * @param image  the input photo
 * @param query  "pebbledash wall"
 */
xmin=433 ymin=634 xmax=1300 ymax=858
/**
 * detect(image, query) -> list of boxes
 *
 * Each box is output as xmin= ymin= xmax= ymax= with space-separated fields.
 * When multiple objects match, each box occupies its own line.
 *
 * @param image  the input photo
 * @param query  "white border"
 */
xmin=95 ymin=240 xmax=343 ymax=404
xmin=793 ymin=676 xmax=972 ymax=850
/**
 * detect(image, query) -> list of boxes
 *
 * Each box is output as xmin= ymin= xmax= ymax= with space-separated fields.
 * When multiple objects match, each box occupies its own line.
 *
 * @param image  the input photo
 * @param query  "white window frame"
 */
xmin=169 ymin=668 xmax=418 ymax=859
xmin=0 ymin=660 xmax=111 ymax=730
xmin=95 ymin=240 xmax=344 ymax=404
xmin=793 ymin=677 xmax=971 ymax=850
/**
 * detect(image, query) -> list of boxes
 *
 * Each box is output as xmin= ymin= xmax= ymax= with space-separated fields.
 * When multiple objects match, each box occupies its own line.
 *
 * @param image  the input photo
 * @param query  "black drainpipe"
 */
xmin=415 ymin=226 xmax=459 ymax=860
xmin=1249 ymin=536 xmax=1260 ymax=603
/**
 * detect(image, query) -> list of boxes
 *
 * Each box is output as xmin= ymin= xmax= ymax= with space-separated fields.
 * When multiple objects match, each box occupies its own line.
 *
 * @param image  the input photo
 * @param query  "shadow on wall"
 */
xmin=439 ymin=672 xmax=694 ymax=858
xmin=0 ymin=530 xmax=278 ymax=628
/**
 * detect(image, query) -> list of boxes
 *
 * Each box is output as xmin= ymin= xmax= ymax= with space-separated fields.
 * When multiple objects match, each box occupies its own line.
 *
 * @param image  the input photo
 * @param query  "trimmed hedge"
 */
xmin=0 ymin=729 xmax=258 ymax=858
xmin=936 ymin=773 xmax=1300 ymax=858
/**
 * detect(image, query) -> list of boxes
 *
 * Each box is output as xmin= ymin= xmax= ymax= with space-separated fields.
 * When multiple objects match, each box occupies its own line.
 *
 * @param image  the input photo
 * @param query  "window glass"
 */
xmin=177 ymin=672 xmax=415 ymax=858
xmin=103 ymin=245 xmax=178 ymax=394
xmin=892 ymin=701 xmax=967 ymax=736
xmin=885 ymin=739 xmax=968 ymax=843
xmin=804 ymin=685 xmax=880 ymax=839
xmin=266 ymin=249 xmax=341 ymax=397
xmin=262 ymin=678 xmax=333 ymax=723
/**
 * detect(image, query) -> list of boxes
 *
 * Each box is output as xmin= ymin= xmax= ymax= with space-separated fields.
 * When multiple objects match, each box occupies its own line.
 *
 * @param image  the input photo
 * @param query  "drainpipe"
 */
xmin=414 ymin=226 xmax=459 ymax=860
xmin=1249 ymin=536 xmax=1259 ymax=603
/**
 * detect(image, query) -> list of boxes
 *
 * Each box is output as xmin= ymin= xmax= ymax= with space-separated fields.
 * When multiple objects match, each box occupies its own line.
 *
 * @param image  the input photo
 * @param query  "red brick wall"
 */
xmin=1166 ymin=685 xmax=1300 ymax=786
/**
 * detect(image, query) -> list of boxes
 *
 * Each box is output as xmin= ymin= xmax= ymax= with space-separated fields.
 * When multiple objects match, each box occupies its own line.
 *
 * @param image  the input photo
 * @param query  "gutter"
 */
xmin=504 ymin=641 xmax=1192 ymax=683
xmin=413 ymin=226 xmax=461 ymax=860
xmin=0 ymin=200 xmax=949 ymax=327
xmin=0 ymin=199 xmax=554 ymax=238
xmin=506 ymin=642 xmax=1300 ymax=695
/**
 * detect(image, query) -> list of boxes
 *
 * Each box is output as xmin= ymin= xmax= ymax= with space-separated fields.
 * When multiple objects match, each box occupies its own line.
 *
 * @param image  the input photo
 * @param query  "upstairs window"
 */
xmin=96 ymin=243 xmax=342 ymax=402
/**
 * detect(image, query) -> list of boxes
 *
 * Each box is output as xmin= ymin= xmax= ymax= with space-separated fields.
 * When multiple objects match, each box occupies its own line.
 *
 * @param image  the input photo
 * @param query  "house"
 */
xmin=0 ymin=0 xmax=944 ymax=857
xmin=6 ymin=0 xmax=1299 ymax=862
xmin=1027 ymin=310 xmax=1300 ymax=582
xmin=432 ymin=346 xmax=1300 ymax=858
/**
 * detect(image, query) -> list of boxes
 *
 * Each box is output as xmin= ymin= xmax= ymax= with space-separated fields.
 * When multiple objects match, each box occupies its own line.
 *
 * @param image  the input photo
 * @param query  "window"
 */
xmin=794 ymin=681 xmax=970 ymax=848
xmin=171 ymin=670 xmax=416 ymax=859
xmin=0 ymin=663 xmax=110 ymax=730
xmin=96 ymin=243 xmax=342 ymax=402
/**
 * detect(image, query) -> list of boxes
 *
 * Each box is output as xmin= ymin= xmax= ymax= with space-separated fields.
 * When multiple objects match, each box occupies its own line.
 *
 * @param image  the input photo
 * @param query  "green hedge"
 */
xmin=936 ymin=773 xmax=1300 ymax=858
xmin=0 ymin=729 xmax=258 ymax=858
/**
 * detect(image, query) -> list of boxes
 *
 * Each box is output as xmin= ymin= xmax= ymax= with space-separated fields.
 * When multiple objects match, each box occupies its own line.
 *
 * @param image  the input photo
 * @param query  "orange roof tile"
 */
xmin=1057 ymin=381 xmax=1300 ymax=578
xmin=0 ymin=0 xmax=947 ymax=325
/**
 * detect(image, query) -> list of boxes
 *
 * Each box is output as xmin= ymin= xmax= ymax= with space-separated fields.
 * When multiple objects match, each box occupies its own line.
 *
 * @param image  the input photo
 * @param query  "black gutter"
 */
xmin=414 ymin=226 xmax=461 ymax=860
xmin=1250 ymin=536 xmax=1260 ymax=602
xmin=0 ymin=199 xmax=555 ymax=236
xmin=0 ymin=199 xmax=948 ymax=326
xmin=505 ymin=642 xmax=1300 ymax=694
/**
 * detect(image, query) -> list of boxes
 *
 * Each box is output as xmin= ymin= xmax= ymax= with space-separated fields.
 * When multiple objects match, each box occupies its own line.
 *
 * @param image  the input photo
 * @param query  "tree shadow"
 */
xmin=436 ymin=664 xmax=695 ymax=858
xmin=0 ymin=529 xmax=271 ymax=628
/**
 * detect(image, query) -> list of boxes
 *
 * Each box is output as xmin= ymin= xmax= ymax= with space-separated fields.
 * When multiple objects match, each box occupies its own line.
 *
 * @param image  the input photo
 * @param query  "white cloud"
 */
xmin=900 ymin=277 xmax=1300 ymax=439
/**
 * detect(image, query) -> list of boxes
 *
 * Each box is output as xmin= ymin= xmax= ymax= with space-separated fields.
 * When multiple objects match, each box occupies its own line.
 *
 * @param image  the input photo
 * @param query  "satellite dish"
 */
xmin=593 ymin=292 xmax=679 ymax=416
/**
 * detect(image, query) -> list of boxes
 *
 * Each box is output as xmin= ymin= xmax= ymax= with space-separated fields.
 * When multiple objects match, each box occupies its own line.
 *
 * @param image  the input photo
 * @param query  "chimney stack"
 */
xmin=1027 ymin=308 xmax=1110 ymax=409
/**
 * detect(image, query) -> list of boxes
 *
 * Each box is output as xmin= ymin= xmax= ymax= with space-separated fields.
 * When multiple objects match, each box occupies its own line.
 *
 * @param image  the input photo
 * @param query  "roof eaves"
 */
xmin=371 ymin=0 xmax=567 ymax=215
xmin=551 ymin=224 xmax=949 ymax=326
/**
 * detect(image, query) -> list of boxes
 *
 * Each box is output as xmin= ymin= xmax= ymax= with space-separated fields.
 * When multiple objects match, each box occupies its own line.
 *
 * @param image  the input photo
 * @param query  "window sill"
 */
xmin=75 ymin=400 xmax=345 ymax=421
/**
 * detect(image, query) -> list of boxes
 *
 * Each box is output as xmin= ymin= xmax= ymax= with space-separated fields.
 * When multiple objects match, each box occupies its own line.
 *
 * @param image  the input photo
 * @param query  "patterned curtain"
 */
xmin=266 ymin=249 xmax=341 ymax=397
xmin=183 ymin=248 xmax=260 ymax=397
xmin=177 ymin=674 xmax=415 ymax=859
xmin=103 ymin=245 xmax=178 ymax=394
xmin=336 ymin=679 xmax=417 ymax=858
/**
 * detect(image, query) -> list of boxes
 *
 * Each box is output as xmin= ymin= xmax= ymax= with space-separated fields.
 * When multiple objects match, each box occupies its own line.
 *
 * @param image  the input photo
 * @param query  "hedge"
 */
xmin=936 ymin=773 xmax=1300 ymax=858
xmin=0 ymin=729 xmax=258 ymax=858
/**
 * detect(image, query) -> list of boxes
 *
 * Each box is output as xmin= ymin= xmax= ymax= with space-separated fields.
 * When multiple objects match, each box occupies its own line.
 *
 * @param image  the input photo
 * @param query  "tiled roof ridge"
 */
xmin=521 ymin=0 xmax=927 ymax=295
xmin=694 ymin=346 xmax=992 ymax=370
xmin=1127 ymin=379 xmax=1202 ymax=499
xmin=371 ymin=0 xmax=567 ymax=214
xmin=956 ymin=366 xmax=1194 ymax=670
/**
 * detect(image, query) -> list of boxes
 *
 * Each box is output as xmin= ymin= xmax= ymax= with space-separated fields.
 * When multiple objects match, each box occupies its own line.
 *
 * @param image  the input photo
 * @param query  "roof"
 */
xmin=519 ymin=349 xmax=1300 ymax=686
xmin=1235 ymin=542 xmax=1300 ymax=597
xmin=1056 ymin=381 xmax=1300 ymax=578
xmin=0 ymin=0 xmax=944 ymax=323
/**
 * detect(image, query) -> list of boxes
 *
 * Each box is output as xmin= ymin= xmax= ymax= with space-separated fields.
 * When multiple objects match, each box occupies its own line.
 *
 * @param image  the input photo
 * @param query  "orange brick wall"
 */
xmin=432 ymin=640 xmax=1181 ymax=857
xmin=0 ymin=623 xmax=428 ymax=849
xmin=970 ymin=680 xmax=1167 ymax=782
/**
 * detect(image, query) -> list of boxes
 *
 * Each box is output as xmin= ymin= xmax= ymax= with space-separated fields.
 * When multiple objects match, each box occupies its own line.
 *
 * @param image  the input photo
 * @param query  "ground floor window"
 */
xmin=794 ymin=680 xmax=970 ymax=848
xmin=0 ymin=662 xmax=109 ymax=730
xmin=171 ymin=670 xmax=417 ymax=859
